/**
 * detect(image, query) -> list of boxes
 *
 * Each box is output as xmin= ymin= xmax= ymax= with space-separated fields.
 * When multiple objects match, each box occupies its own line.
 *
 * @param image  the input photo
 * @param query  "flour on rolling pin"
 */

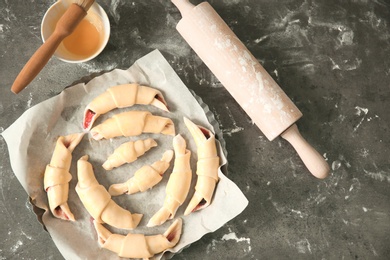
xmin=173 ymin=1 xmax=301 ymax=140
xmin=172 ymin=0 xmax=329 ymax=178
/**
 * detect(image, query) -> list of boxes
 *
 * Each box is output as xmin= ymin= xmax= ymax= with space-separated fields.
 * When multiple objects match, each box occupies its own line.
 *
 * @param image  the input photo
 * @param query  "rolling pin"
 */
xmin=171 ymin=0 xmax=330 ymax=179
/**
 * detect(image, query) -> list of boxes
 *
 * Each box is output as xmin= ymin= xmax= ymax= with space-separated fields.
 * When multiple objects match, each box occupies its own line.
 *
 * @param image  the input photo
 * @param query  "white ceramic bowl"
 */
xmin=41 ymin=0 xmax=110 ymax=63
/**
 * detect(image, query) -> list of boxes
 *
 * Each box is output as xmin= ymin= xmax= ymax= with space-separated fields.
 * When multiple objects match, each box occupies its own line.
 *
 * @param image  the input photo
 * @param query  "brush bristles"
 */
xmin=74 ymin=0 xmax=95 ymax=11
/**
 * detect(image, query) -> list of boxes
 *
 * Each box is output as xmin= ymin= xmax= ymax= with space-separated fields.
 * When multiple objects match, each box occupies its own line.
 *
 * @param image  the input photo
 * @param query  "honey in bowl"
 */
xmin=62 ymin=19 xmax=102 ymax=59
xmin=41 ymin=1 xmax=110 ymax=62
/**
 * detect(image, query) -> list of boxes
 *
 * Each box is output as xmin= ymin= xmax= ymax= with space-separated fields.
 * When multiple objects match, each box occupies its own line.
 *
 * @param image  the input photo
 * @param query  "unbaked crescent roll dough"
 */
xmin=44 ymin=133 xmax=84 ymax=221
xmin=109 ymin=149 xmax=174 ymax=196
xmin=102 ymin=138 xmax=157 ymax=170
xmin=183 ymin=117 xmax=220 ymax=216
xmin=148 ymin=135 xmax=192 ymax=227
xmin=90 ymin=111 xmax=175 ymax=140
xmin=83 ymin=83 xmax=169 ymax=130
xmin=94 ymin=218 xmax=182 ymax=259
xmin=76 ymin=155 xmax=143 ymax=230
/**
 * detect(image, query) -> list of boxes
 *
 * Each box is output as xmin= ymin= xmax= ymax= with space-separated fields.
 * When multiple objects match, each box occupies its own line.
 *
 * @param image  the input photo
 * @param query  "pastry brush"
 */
xmin=11 ymin=0 xmax=95 ymax=94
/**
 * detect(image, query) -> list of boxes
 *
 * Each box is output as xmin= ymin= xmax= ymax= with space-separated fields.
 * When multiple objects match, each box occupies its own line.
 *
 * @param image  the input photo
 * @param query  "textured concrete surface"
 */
xmin=1 ymin=0 xmax=390 ymax=259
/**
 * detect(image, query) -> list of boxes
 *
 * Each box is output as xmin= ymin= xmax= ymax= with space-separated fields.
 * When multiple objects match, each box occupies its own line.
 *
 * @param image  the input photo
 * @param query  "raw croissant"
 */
xmin=83 ymin=83 xmax=168 ymax=130
xmin=76 ymin=155 xmax=142 ymax=229
xmin=102 ymin=138 xmax=157 ymax=170
xmin=148 ymin=135 xmax=192 ymax=227
xmin=90 ymin=111 xmax=175 ymax=140
xmin=94 ymin=218 xmax=182 ymax=259
xmin=183 ymin=117 xmax=219 ymax=215
xmin=109 ymin=150 xmax=174 ymax=196
xmin=44 ymin=133 xmax=84 ymax=221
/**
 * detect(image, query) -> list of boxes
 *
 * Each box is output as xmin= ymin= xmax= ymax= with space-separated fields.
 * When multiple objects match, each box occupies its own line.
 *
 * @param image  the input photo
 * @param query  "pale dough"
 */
xmin=108 ymin=149 xmax=174 ymax=196
xmin=102 ymin=138 xmax=157 ymax=170
xmin=44 ymin=133 xmax=84 ymax=221
xmin=76 ymin=155 xmax=143 ymax=230
xmin=94 ymin=218 xmax=182 ymax=259
xmin=83 ymin=83 xmax=168 ymax=130
xmin=148 ymin=134 xmax=192 ymax=227
xmin=90 ymin=110 xmax=175 ymax=140
xmin=183 ymin=117 xmax=219 ymax=215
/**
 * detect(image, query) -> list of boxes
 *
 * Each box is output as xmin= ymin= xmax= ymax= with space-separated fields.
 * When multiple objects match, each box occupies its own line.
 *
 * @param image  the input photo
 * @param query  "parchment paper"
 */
xmin=2 ymin=49 xmax=248 ymax=259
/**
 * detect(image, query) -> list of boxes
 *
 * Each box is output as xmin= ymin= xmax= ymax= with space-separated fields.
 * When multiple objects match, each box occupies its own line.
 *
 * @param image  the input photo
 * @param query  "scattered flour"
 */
xmin=222 ymin=0 xmax=242 ymax=5
xmin=10 ymin=240 xmax=23 ymax=253
xmin=77 ymin=61 xmax=118 ymax=74
xmin=355 ymin=106 xmax=369 ymax=116
xmin=291 ymin=209 xmax=308 ymax=218
xmin=222 ymin=104 xmax=244 ymax=136
xmin=221 ymin=231 xmax=252 ymax=253
xmin=109 ymin=0 xmax=122 ymax=24
xmin=295 ymin=239 xmax=312 ymax=254
xmin=360 ymin=148 xmax=370 ymax=158
xmin=338 ymin=29 xmax=354 ymax=46
xmin=26 ymin=92 xmax=33 ymax=109
xmin=206 ymin=239 xmax=218 ymax=253
xmin=363 ymin=169 xmax=390 ymax=183
xmin=21 ymin=230 xmax=33 ymax=240
xmin=353 ymin=106 xmax=369 ymax=132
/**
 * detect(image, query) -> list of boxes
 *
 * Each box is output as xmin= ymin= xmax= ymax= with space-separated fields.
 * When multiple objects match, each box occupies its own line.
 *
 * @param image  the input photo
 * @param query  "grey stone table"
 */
xmin=1 ymin=0 xmax=389 ymax=259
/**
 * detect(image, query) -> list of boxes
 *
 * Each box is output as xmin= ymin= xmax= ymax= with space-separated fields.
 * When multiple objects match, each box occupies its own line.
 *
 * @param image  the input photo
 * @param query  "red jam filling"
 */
xmin=166 ymin=230 xmax=176 ymax=242
xmin=83 ymin=109 xmax=96 ymax=129
xmin=192 ymin=198 xmax=207 ymax=212
xmin=55 ymin=206 xmax=69 ymax=220
xmin=155 ymin=94 xmax=169 ymax=110
xmin=200 ymin=127 xmax=211 ymax=139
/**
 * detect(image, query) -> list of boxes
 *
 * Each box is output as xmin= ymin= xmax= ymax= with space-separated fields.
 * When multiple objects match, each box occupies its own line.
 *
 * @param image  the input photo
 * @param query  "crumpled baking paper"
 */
xmin=2 ymin=49 xmax=248 ymax=259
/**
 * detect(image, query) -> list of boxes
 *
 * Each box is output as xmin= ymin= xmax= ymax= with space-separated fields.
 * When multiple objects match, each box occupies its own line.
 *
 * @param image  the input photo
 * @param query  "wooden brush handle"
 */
xmin=11 ymin=4 xmax=87 ymax=94
xmin=281 ymin=124 xmax=330 ymax=179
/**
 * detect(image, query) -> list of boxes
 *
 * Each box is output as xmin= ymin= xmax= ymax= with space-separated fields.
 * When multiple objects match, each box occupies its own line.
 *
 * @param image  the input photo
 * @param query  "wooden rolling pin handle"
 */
xmin=171 ymin=0 xmax=194 ymax=16
xmin=11 ymin=4 xmax=86 ymax=94
xmin=281 ymin=124 xmax=330 ymax=179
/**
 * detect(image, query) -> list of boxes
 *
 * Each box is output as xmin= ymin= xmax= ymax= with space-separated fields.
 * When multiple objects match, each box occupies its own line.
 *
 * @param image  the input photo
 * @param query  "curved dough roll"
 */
xmin=102 ymin=138 xmax=157 ymax=170
xmin=76 ymin=155 xmax=143 ymax=230
xmin=83 ymin=83 xmax=169 ymax=130
xmin=90 ymin=111 xmax=175 ymax=140
xmin=183 ymin=117 xmax=220 ymax=216
xmin=94 ymin=218 xmax=182 ymax=259
xmin=109 ymin=150 xmax=174 ymax=196
xmin=44 ymin=133 xmax=84 ymax=221
xmin=148 ymin=135 xmax=192 ymax=227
